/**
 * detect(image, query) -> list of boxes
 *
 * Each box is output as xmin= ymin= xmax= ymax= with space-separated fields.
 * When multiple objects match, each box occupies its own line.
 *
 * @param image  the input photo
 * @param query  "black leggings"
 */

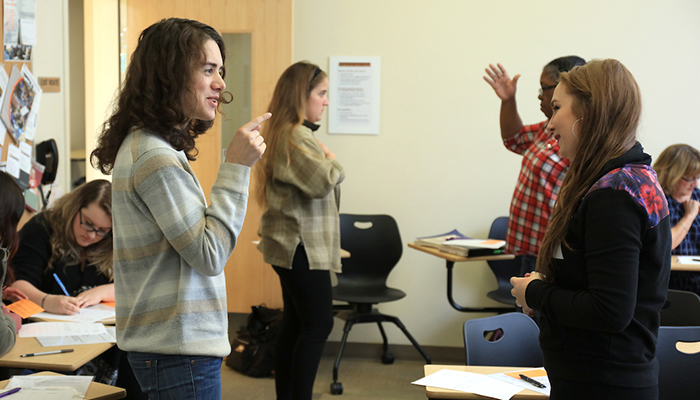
xmin=272 ymin=246 xmax=334 ymax=400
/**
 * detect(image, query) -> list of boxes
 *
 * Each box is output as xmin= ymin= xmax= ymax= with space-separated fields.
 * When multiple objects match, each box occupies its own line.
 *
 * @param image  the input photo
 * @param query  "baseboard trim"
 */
xmin=228 ymin=312 xmax=464 ymax=365
xmin=322 ymin=341 xmax=465 ymax=365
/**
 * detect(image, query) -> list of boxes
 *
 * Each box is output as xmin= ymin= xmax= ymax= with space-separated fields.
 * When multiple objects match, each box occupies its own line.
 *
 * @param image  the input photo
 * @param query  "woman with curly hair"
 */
xmin=12 ymin=179 xmax=113 ymax=314
xmin=511 ymin=59 xmax=671 ymax=399
xmin=91 ymin=17 xmax=268 ymax=399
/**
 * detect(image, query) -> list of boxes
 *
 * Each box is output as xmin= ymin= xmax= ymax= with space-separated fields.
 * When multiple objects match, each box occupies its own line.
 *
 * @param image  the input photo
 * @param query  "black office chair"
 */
xmin=485 ymin=216 xmax=521 ymax=310
xmin=330 ymin=214 xmax=431 ymax=395
xmin=657 ymin=326 xmax=700 ymax=400
xmin=464 ymin=312 xmax=543 ymax=367
xmin=660 ymin=289 xmax=700 ymax=326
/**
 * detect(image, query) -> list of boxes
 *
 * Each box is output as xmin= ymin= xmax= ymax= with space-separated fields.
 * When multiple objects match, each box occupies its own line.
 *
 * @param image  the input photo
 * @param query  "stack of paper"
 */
xmin=439 ymin=238 xmax=506 ymax=257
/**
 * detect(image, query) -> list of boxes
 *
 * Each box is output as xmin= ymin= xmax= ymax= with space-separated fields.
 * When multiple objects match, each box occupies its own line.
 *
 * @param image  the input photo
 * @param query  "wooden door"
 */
xmin=125 ymin=0 xmax=290 ymax=311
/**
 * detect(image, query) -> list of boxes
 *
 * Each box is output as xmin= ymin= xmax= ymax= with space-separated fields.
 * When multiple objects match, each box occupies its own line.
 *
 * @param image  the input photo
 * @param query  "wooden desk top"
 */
xmin=671 ymin=256 xmax=700 ymax=271
xmin=0 ymin=371 xmax=126 ymax=400
xmin=423 ymin=365 xmax=546 ymax=399
xmin=408 ymin=243 xmax=515 ymax=262
xmin=0 ymin=336 xmax=114 ymax=371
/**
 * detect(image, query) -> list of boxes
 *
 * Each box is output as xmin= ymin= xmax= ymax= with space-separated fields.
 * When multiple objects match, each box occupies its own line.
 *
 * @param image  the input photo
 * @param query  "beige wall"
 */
xmin=34 ymin=0 xmax=700 ymax=348
xmin=294 ymin=0 xmax=700 ymax=347
xmin=33 ymin=0 xmax=70 ymax=197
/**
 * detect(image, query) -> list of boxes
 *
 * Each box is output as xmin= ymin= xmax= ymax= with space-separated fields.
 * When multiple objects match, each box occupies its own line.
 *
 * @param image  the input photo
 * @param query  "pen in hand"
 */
xmin=519 ymin=374 xmax=546 ymax=389
xmin=21 ymin=349 xmax=74 ymax=357
xmin=53 ymin=273 xmax=70 ymax=297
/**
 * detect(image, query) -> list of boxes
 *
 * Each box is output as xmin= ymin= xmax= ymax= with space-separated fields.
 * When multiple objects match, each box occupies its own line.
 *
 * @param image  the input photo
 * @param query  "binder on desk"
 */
xmin=415 ymin=229 xmax=469 ymax=249
xmin=439 ymin=239 xmax=506 ymax=257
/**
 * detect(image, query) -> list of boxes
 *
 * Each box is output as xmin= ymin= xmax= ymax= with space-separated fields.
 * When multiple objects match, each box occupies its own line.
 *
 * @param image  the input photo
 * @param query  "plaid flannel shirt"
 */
xmin=503 ymin=121 xmax=568 ymax=256
xmin=258 ymin=123 xmax=345 ymax=272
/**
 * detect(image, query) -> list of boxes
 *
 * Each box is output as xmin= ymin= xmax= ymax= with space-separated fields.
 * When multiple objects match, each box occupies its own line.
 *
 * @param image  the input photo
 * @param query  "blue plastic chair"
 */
xmin=657 ymin=326 xmax=700 ymax=400
xmin=464 ymin=312 xmax=543 ymax=366
xmin=485 ymin=217 xmax=521 ymax=309
xmin=660 ymin=289 xmax=700 ymax=326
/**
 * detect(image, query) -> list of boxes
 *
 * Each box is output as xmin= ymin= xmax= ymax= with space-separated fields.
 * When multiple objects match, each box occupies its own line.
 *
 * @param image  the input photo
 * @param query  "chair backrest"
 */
xmin=657 ymin=326 xmax=700 ymax=400
xmin=336 ymin=214 xmax=402 ymax=291
xmin=660 ymin=289 xmax=700 ymax=326
xmin=485 ymin=217 xmax=522 ymax=306
xmin=464 ymin=312 xmax=543 ymax=367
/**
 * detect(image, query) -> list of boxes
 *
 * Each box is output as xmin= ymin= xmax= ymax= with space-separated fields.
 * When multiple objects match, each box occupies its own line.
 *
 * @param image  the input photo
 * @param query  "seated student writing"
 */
xmin=0 ymin=171 xmax=25 ymax=357
xmin=11 ymin=179 xmax=114 ymax=314
xmin=10 ymin=179 xmax=145 ymax=398
xmin=653 ymin=144 xmax=700 ymax=295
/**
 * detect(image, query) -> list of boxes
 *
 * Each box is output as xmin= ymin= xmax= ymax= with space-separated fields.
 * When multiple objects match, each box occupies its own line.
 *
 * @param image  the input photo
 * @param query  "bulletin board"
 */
xmin=1 ymin=1 xmax=34 ymax=164
xmin=1 ymin=0 xmax=40 ymax=214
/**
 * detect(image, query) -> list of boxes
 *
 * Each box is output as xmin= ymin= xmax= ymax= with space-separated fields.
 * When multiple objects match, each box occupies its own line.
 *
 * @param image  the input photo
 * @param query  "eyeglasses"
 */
xmin=681 ymin=176 xmax=700 ymax=183
xmin=79 ymin=210 xmax=111 ymax=238
xmin=538 ymin=84 xmax=558 ymax=96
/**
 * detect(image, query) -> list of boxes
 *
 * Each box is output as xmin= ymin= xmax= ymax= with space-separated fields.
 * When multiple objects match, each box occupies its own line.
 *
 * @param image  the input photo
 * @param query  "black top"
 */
xmin=13 ymin=213 xmax=110 ymax=296
xmin=526 ymin=143 xmax=672 ymax=388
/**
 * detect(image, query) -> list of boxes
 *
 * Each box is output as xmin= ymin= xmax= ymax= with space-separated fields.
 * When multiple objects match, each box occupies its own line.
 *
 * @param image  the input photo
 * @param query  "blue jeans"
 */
xmin=127 ymin=352 xmax=222 ymax=400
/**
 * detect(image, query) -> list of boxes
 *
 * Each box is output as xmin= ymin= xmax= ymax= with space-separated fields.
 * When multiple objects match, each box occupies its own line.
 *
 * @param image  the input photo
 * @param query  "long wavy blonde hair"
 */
xmin=255 ymin=61 xmax=327 ymax=208
xmin=45 ymin=179 xmax=113 ymax=280
xmin=537 ymin=59 xmax=641 ymax=281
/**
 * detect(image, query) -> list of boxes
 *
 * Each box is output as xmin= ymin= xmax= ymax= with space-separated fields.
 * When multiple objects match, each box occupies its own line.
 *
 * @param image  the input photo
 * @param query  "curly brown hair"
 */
xmin=91 ymin=18 xmax=231 ymax=174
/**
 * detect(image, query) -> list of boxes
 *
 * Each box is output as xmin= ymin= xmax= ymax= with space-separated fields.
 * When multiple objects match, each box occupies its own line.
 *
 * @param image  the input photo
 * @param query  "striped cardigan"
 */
xmin=112 ymin=129 xmax=249 ymax=357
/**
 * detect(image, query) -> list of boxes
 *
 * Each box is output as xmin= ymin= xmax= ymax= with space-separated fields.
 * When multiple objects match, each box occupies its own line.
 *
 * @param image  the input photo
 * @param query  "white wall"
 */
xmin=33 ymin=0 xmax=70 ymax=197
xmin=294 ymin=0 xmax=700 ymax=347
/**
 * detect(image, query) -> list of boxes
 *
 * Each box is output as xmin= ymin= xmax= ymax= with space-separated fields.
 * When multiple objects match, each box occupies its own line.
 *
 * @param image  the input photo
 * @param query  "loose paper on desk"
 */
xmin=19 ymin=322 xmax=107 ymax=338
xmin=6 ymin=298 xmax=44 ymax=319
xmin=490 ymin=368 xmax=551 ymax=396
xmin=32 ymin=304 xmax=115 ymax=323
xmin=412 ymin=369 xmax=522 ymax=400
xmin=676 ymin=256 xmax=700 ymax=265
xmin=5 ymin=374 xmax=92 ymax=400
xmin=37 ymin=326 xmax=116 ymax=347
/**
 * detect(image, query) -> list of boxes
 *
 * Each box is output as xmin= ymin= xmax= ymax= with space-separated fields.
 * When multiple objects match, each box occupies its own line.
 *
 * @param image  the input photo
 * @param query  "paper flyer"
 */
xmin=0 ymin=64 xmax=41 ymax=142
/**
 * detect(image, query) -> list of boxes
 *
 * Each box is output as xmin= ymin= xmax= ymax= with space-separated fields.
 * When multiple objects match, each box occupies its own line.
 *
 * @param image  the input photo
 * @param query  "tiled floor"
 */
xmin=221 ymin=355 xmax=429 ymax=400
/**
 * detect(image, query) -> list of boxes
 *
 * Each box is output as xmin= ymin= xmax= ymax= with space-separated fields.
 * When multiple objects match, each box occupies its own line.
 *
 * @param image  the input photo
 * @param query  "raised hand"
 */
xmin=483 ymin=63 xmax=520 ymax=102
xmin=225 ymin=112 xmax=272 ymax=166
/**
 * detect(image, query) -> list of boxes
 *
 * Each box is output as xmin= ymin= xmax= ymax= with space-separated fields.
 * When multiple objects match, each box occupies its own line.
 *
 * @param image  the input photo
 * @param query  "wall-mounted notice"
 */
xmin=328 ymin=56 xmax=380 ymax=135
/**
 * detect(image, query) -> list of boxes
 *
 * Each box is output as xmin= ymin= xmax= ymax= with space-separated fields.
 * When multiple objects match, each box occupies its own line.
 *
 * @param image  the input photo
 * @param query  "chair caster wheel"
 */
xmin=331 ymin=382 xmax=344 ymax=395
xmin=381 ymin=352 xmax=395 ymax=364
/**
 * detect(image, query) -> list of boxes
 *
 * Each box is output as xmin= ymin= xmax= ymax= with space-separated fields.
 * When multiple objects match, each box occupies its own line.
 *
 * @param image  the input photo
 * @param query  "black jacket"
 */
xmin=526 ymin=143 xmax=672 ymax=388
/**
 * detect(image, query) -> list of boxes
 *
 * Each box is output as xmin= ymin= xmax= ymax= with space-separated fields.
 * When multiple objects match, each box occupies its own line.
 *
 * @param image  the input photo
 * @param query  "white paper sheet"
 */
xmin=32 ymin=304 xmax=115 ymax=324
xmin=18 ymin=322 xmax=107 ymax=338
xmin=37 ymin=326 xmax=116 ymax=347
xmin=676 ymin=256 xmax=700 ymax=265
xmin=488 ymin=368 xmax=551 ymax=397
xmin=0 ymin=389 xmax=75 ymax=400
xmin=412 ymin=369 xmax=522 ymax=400
xmin=5 ymin=374 xmax=92 ymax=400
xmin=6 ymin=143 xmax=20 ymax=178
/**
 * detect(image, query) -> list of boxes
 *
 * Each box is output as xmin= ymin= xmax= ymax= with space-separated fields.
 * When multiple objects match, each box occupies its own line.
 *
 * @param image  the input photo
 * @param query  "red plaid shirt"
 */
xmin=503 ymin=121 xmax=568 ymax=256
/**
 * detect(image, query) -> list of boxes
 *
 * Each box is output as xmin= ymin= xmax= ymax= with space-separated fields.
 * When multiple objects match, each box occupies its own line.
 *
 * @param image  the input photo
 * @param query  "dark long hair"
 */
xmin=91 ymin=18 xmax=231 ymax=174
xmin=0 ymin=171 xmax=24 ymax=285
xmin=537 ymin=59 xmax=641 ymax=280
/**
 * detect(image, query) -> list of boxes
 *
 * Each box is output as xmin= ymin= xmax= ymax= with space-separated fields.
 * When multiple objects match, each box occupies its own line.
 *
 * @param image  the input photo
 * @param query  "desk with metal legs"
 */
xmin=409 ymin=243 xmax=516 ymax=313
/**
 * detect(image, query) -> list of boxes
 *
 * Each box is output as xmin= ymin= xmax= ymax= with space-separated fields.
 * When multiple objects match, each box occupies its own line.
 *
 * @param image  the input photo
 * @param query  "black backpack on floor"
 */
xmin=226 ymin=305 xmax=283 ymax=377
